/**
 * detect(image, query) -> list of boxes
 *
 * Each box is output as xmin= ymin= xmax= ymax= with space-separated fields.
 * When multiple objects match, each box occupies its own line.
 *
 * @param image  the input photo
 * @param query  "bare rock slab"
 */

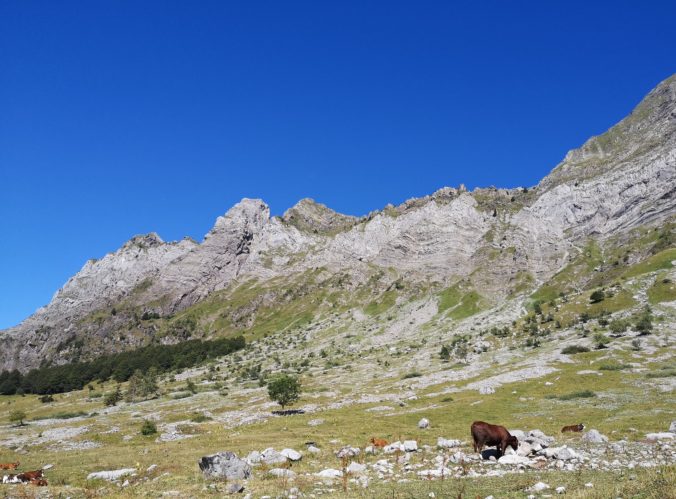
xmin=199 ymin=452 xmax=252 ymax=480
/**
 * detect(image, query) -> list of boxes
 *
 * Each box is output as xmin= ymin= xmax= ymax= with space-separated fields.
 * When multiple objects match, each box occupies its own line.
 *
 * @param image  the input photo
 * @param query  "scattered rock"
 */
xmin=227 ymin=482 xmax=245 ymax=494
xmin=437 ymin=437 xmax=463 ymax=449
xmin=347 ymin=462 xmax=366 ymax=475
xmin=582 ymin=429 xmax=608 ymax=444
xmin=403 ymin=440 xmax=418 ymax=452
xmin=418 ymin=418 xmax=430 ymax=429
xmin=528 ymin=481 xmax=549 ymax=492
xmin=479 ymin=386 xmax=495 ymax=395
xmin=87 ymin=468 xmax=136 ymax=482
xmin=556 ymin=486 xmax=566 ymax=494
xmin=261 ymin=448 xmax=287 ymax=465
xmin=198 ymin=452 xmax=252 ymax=480
xmin=307 ymin=445 xmax=321 ymax=454
xmin=336 ymin=446 xmax=360 ymax=458
xmin=646 ymin=432 xmax=674 ymax=441
xmin=669 ymin=421 xmax=676 ymax=433
xmin=308 ymin=419 xmax=324 ymax=427
xmin=268 ymin=468 xmax=295 ymax=478
xmin=315 ymin=469 xmax=343 ymax=478
xmin=280 ymin=448 xmax=302 ymax=461
xmin=498 ymin=454 xmax=532 ymax=466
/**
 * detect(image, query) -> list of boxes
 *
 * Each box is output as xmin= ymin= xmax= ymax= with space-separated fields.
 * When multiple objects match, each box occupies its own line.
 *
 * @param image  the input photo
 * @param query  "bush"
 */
xmin=598 ymin=362 xmax=630 ymax=371
xmin=609 ymin=319 xmax=628 ymax=334
xmin=125 ymin=368 xmax=158 ymax=402
xmin=439 ymin=345 xmax=450 ymax=361
xmin=9 ymin=410 xmax=26 ymax=426
xmin=39 ymin=394 xmax=54 ymax=403
xmin=402 ymin=372 xmax=422 ymax=379
xmin=590 ymin=290 xmax=605 ymax=303
xmin=558 ymin=390 xmax=596 ymax=400
xmin=190 ymin=412 xmax=212 ymax=423
xmin=104 ymin=386 xmax=122 ymax=407
xmin=561 ymin=345 xmax=590 ymax=355
xmin=140 ymin=419 xmax=157 ymax=435
xmin=186 ymin=380 xmax=197 ymax=394
xmin=267 ymin=374 xmax=301 ymax=410
xmin=593 ymin=332 xmax=610 ymax=349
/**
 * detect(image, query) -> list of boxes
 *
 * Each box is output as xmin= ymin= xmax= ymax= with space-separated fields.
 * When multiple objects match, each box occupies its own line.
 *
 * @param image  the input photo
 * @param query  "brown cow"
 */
xmin=29 ymin=478 xmax=49 ymax=486
xmin=471 ymin=421 xmax=518 ymax=457
xmin=561 ymin=423 xmax=585 ymax=433
xmin=370 ymin=437 xmax=389 ymax=448
xmin=17 ymin=469 xmax=43 ymax=482
xmin=0 ymin=461 xmax=19 ymax=470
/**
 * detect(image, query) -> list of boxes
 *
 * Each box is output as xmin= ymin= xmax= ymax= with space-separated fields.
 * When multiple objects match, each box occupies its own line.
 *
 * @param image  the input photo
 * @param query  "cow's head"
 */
xmin=579 ymin=423 xmax=585 ymax=431
xmin=507 ymin=435 xmax=519 ymax=451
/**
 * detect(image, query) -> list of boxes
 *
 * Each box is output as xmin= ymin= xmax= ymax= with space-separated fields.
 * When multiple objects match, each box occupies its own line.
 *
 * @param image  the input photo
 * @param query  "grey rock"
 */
xmin=418 ymin=418 xmax=430 ymax=429
xmin=261 ymin=448 xmax=287 ymax=465
xmin=198 ymin=452 xmax=252 ymax=480
xmin=268 ymin=468 xmax=295 ymax=478
xmin=227 ymin=482 xmax=245 ymax=494
xmin=87 ymin=468 xmax=136 ymax=481
xmin=582 ymin=430 xmax=609 ymax=444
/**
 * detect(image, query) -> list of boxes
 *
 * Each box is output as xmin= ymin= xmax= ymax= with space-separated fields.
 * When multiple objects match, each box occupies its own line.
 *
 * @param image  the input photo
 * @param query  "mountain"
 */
xmin=1 ymin=74 xmax=674 ymax=373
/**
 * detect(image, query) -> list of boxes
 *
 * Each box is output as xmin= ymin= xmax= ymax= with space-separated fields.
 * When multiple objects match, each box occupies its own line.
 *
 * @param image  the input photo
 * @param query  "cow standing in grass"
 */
xmin=471 ymin=421 xmax=518 ymax=457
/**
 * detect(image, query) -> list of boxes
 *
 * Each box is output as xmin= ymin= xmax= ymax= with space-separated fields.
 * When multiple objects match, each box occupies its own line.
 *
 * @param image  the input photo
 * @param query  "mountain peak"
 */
xmin=540 ymin=74 xmax=676 ymax=190
xmin=282 ymin=198 xmax=358 ymax=235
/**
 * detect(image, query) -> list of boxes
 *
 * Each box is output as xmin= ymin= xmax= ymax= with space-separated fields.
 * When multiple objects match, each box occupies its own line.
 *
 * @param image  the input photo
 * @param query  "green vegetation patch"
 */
xmin=647 ymin=275 xmax=676 ymax=304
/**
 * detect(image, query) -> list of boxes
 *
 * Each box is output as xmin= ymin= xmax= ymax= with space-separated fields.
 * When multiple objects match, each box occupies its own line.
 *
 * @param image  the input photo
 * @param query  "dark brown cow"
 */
xmin=0 ymin=461 xmax=19 ymax=470
xmin=370 ymin=437 xmax=389 ymax=448
xmin=29 ymin=478 xmax=49 ymax=486
xmin=561 ymin=423 xmax=585 ymax=433
xmin=471 ymin=421 xmax=518 ymax=457
xmin=17 ymin=469 xmax=43 ymax=482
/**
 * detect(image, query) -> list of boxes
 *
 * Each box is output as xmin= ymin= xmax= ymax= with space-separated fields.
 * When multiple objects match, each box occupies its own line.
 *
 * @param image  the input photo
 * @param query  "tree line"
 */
xmin=0 ymin=336 xmax=245 ymax=395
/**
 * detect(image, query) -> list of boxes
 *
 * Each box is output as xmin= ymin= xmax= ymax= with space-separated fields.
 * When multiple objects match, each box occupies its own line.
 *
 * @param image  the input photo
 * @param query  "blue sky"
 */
xmin=1 ymin=1 xmax=674 ymax=329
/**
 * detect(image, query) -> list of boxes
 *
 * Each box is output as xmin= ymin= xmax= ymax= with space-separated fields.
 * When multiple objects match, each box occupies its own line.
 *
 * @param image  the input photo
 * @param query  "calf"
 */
xmin=369 ymin=437 xmax=389 ymax=448
xmin=561 ymin=423 xmax=585 ymax=433
xmin=17 ymin=469 xmax=43 ymax=482
xmin=471 ymin=421 xmax=518 ymax=457
xmin=30 ymin=478 xmax=49 ymax=486
xmin=0 ymin=462 xmax=19 ymax=470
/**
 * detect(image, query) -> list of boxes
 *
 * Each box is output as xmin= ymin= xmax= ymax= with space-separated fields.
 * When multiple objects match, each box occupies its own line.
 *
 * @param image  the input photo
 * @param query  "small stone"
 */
xmin=268 ymin=468 xmax=295 ymax=478
xmin=403 ymin=440 xmax=418 ymax=452
xmin=556 ymin=486 xmax=566 ymax=494
xmin=227 ymin=482 xmax=245 ymax=494
xmin=347 ymin=462 xmax=366 ymax=475
xmin=585 ymin=482 xmax=594 ymax=488
xmin=281 ymin=448 xmax=302 ymax=461
xmin=529 ymin=481 xmax=549 ymax=492
xmin=316 ymin=469 xmax=343 ymax=479
xmin=418 ymin=418 xmax=430 ymax=429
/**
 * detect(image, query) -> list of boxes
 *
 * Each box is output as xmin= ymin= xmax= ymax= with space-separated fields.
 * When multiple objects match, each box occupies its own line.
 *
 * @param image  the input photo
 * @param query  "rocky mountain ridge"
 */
xmin=1 ymin=74 xmax=674 ymax=372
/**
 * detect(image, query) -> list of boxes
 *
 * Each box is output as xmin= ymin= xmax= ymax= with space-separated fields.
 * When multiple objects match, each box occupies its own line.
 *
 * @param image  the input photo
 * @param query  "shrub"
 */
xmin=190 ymin=412 xmax=212 ymax=423
xmin=609 ymin=319 xmax=628 ymax=334
xmin=598 ymin=362 xmax=630 ymax=371
xmin=125 ymin=368 xmax=159 ymax=402
xmin=558 ymin=390 xmax=596 ymax=400
xmin=439 ymin=345 xmax=450 ymax=361
xmin=402 ymin=372 xmax=422 ymax=379
xmin=590 ymin=290 xmax=605 ymax=303
xmin=104 ymin=386 xmax=122 ymax=407
xmin=631 ymin=339 xmax=642 ymax=351
xmin=140 ymin=419 xmax=157 ymax=435
xmin=561 ymin=345 xmax=590 ymax=355
xmin=593 ymin=332 xmax=610 ymax=349
xmin=186 ymin=380 xmax=197 ymax=394
xmin=9 ymin=410 xmax=26 ymax=426
xmin=267 ymin=374 xmax=301 ymax=410
xmin=39 ymin=394 xmax=54 ymax=403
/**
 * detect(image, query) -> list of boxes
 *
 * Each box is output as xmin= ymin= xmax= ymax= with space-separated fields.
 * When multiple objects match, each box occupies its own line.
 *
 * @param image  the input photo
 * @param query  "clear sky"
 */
xmin=1 ymin=1 xmax=674 ymax=329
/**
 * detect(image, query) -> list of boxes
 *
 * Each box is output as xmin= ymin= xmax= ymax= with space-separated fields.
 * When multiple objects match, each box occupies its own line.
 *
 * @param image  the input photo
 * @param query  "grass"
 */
xmin=648 ymin=275 xmax=676 ymax=304
xmin=437 ymin=284 xmax=486 ymax=320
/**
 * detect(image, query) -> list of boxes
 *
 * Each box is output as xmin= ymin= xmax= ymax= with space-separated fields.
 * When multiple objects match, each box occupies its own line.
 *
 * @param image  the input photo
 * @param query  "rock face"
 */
xmin=1 ymin=75 xmax=675 ymax=372
xmin=198 ymin=452 xmax=252 ymax=480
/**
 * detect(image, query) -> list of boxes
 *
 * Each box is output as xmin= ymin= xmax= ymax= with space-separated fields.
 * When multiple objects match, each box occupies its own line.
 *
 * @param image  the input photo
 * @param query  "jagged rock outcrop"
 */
xmin=1 ymin=74 xmax=674 ymax=372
